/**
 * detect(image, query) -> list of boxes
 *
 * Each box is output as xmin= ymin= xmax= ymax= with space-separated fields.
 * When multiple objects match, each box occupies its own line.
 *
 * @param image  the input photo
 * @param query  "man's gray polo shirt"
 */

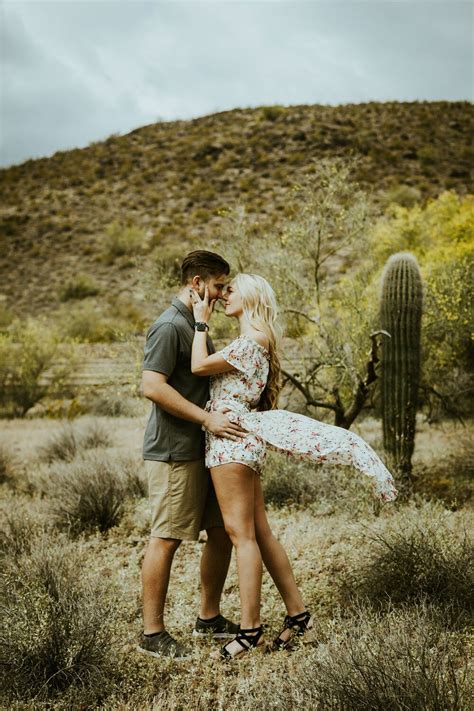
xmin=142 ymin=297 xmax=215 ymax=461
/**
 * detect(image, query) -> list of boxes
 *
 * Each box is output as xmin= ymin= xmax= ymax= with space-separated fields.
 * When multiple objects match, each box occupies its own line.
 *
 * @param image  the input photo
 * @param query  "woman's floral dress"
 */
xmin=205 ymin=335 xmax=398 ymax=503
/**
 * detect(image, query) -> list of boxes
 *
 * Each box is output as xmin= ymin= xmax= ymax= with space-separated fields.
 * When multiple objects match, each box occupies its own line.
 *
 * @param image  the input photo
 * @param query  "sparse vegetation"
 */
xmin=308 ymin=603 xmax=470 ymax=711
xmin=1 ymin=532 xmax=117 ymax=703
xmin=40 ymin=419 xmax=113 ymax=463
xmin=0 ymin=416 xmax=472 ymax=709
xmin=340 ymin=504 xmax=473 ymax=626
xmin=102 ymin=220 xmax=148 ymax=263
xmin=59 ymin=273 xmax=100 ymax=301
xmin=45 ymin=451 xmax=145 ymax=535
xmin=0 ymin=318 xmax=67 ymax=417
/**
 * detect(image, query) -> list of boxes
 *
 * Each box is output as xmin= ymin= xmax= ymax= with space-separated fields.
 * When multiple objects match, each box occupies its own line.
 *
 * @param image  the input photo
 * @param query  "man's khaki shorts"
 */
xmin=146 ymin=458 xmax=224 ymax=541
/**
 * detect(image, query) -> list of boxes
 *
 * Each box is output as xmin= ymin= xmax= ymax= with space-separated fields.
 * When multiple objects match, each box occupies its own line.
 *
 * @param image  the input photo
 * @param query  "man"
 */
xmin=138 ymin=250 xmax=245 ymax=660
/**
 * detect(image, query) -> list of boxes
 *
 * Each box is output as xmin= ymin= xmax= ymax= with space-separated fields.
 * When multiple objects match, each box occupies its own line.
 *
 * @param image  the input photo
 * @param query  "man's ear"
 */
xmin=191 ymin=275 xmax=201 ymax=290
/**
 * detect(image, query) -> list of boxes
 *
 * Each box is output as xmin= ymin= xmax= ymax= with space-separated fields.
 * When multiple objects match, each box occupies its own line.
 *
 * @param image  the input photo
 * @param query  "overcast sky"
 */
xmin=1 ymin=0 xmax=472 ymax=168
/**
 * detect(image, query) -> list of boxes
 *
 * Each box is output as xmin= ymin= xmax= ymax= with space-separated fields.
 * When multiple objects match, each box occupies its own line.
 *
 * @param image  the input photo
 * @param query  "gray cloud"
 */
xmin=1 ymin=0 xmax=472 ymax=167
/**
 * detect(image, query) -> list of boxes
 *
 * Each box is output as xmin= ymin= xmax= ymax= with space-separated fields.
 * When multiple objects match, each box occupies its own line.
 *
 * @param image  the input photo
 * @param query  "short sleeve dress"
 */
xmin=205 ymin=334 xmax=398 ymax=503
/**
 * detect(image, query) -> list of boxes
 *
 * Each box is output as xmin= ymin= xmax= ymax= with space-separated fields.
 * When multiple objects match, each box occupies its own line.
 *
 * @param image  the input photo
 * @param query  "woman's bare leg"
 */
xmin=210 ymin=463 xmax=262 ymax=635
xmin=253 ymin=474 xmax=307 ymax=640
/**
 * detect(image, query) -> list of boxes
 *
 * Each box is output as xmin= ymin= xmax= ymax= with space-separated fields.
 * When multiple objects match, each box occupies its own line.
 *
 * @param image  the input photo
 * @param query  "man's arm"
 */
xmin=142 ymin=370 xmax=245 ymax=440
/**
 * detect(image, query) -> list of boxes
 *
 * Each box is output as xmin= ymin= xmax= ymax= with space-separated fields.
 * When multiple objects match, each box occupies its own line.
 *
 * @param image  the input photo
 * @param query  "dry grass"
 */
xmin=339 ymin=500 xmax=473 ymax=627
xmin=1 ymin=528 xmax=118 ymax=704
xmin=0 ymin=416 xmax=472 ymax=709
xmin=40 ymin=419 xmax=113 ymax=463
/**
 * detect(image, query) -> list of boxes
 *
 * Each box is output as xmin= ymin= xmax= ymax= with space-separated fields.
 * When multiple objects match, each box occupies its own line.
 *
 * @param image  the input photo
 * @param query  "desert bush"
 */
xmin=40 ymin=419 xmax=112 ymax=464
xmin=260 ymin=104 xmax=287 ymax=122
xmin=59 ymin=273 xmax=100 ymax=301
xmin=79 ymin=418 xmax=113 ymax=449
xmin=0 ymin=534 xmax=117 ymax=703
xmin=84 ymin=390 xmax=143 ymax=417
xmin=340 ymin=505 xmax=473 ymax=625
xmin=0 ymin=444 xmax=15 ymax=485
xmin=0 ymin=299 xmax=13 ymax=330
xmin=413 ymin=431 xmax=473 ymax=507
xmin=57 ymin=301 xmax=126 ymax=342
xmin=309 ymin=603 xmax=470 ymax=711
xmin=103 ymin=220 xmax=147 ymax=262
xmin=41 ymin=425 xmax=78 ymax=463
xmin=46 ymin=451 xmax=145 ymax=535
xmin=0 ymin=507 xmax=50 ymax=561
xmin=0 ymin=318 xmax=66 ymax=417
xmin=262 ymin=450 xmax=375 ymax=515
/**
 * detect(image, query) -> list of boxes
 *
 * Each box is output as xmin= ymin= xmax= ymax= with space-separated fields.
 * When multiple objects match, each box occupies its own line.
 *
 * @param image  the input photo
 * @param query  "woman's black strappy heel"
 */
xmin=270 ymin=610 xmax=314 ymax=651
xmin=213 ymin=625 xmax=265 ymax=660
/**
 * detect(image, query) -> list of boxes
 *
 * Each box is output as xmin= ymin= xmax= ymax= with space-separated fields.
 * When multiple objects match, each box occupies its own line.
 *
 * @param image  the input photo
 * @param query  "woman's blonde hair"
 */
xmin=233 ymin=273 xmax=282 ymax=410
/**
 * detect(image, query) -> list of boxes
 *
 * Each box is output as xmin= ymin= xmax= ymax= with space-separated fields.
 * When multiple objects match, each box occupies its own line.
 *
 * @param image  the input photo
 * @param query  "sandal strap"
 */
xmin=284 ymin=610 xmax=311 ymax=634
xmin=220 ymin=625 xmax=264 ymax=659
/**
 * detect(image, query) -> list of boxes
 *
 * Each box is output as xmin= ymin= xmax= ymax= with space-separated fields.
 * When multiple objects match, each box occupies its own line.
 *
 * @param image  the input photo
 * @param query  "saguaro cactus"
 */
xmin=380 ymin=252 xmax=423 ymax=493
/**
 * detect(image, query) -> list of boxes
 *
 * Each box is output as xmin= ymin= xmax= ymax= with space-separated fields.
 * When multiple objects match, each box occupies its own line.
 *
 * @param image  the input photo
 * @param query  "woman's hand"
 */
xmin=190 ymin=285 xmax=215 ymax=323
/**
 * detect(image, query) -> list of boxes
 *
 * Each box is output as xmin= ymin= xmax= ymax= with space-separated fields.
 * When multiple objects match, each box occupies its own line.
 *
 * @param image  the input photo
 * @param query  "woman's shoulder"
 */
xmin=239 ymin=332 xmax=270 ymax=354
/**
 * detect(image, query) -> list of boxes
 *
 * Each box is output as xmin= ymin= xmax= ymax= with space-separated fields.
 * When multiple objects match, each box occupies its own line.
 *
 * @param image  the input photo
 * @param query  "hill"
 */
xmin=0 ymin=101 xmax=472 ymax=315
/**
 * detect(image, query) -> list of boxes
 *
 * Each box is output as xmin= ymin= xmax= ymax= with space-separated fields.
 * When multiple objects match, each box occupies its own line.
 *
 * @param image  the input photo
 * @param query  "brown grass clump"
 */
xmin=46 ymin=451 xmax=146 ymax=535
xmin=262 ymin=451 xmax=375 ymax=516
xmin=0 ymin=531 xmax=117 ymax=704
xmin=413 ymin=431 xmax=474 ymax=508
xmin=0 ymin=444 xmax=16 ymax=486
xmin=340 ymin=503 xmax=473 ymax=627
xmin=40 ymin=419 xmax=113 ymax=463
xmin=307 ymin=603 xmax=470 ymax=711
xmin=59 ymin=273 xmax=100 ymax=301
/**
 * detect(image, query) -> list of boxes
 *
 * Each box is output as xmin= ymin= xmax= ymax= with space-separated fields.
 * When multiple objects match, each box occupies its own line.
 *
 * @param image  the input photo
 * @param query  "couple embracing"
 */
xmin=138 ymin=250 xmax=397 ymax=662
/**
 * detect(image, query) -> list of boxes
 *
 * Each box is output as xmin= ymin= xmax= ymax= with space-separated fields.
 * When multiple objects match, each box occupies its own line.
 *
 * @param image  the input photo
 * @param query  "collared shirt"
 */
xmin=142 ymin=297 xmax=215 ymax=461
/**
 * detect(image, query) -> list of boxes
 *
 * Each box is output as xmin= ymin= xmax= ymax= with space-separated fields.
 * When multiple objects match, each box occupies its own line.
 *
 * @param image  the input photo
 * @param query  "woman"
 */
xmin=191 ymin=274 xmax=397 ymax=660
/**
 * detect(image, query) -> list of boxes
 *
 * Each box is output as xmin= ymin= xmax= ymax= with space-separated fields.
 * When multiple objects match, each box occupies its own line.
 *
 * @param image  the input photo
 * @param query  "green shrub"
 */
xmin=59 ymin=273 xmax=100 ymax=301
xmin=0 ymin=299 xmax=13 ymax=330
xmin=0 ymin=318 xmax=66 ymax=417
xmin=260 ymin=105 xmax=287 ymax=122
xmin=0 ymin=533 xmax=116 ymax=702
xmin=103 ymin=220 xmax=147 ymax=262
xmin=57 ymin=301 xmax=126 ymax=342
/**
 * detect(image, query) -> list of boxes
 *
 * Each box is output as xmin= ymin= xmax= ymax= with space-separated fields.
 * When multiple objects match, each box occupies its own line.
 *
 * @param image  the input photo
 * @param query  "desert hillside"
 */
xmin=0 ymin=101 xmax=472 ymax=314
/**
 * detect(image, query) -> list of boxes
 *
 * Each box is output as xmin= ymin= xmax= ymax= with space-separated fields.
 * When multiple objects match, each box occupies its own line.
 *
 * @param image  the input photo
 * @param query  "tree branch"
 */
xmin=281 ymin=368 xmax=338 ymax=412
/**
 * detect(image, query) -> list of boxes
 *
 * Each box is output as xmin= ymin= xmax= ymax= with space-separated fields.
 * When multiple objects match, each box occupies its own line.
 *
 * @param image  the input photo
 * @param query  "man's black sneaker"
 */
xmin=137 ymin=631 xmax=192 ymax=661
xmin=192 ymin=614 xmax=239 ymax=639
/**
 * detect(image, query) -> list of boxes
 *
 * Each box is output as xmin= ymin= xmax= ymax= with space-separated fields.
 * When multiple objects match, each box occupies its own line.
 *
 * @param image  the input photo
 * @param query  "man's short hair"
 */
xmin=180 ymin=250 xmax=230 ymax=285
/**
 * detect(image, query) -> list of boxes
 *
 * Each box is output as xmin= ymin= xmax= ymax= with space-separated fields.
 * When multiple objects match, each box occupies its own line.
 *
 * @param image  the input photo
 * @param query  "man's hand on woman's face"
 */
xmin=190 ymin=285 xmax=215 ymax=323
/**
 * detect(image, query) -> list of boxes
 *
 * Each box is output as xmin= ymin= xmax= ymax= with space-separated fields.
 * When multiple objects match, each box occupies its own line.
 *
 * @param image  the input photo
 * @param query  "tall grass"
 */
xmin=1 ymin=532 xmax=117 ymax=703
xmin=340 ymin=503 xmax=473 ymax=626
xmin=40 ymin=419 xmax=113 ymax=463
xmin=45 ymin=451 xmax=146 ymax=535
xmin=308 ymin=603 xmax=470 ymax=711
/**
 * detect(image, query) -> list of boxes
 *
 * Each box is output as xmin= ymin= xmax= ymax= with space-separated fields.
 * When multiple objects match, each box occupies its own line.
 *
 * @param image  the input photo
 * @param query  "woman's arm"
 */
xmin=190 ymin=285 xmax=237 ymax=376
xmin=191 ymin=330 xmax=236 ymax=375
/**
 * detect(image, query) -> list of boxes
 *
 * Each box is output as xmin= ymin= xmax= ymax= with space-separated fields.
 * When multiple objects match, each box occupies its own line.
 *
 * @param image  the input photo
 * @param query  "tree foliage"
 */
xmin=214 ymin=166 xmax=473 ymax=424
